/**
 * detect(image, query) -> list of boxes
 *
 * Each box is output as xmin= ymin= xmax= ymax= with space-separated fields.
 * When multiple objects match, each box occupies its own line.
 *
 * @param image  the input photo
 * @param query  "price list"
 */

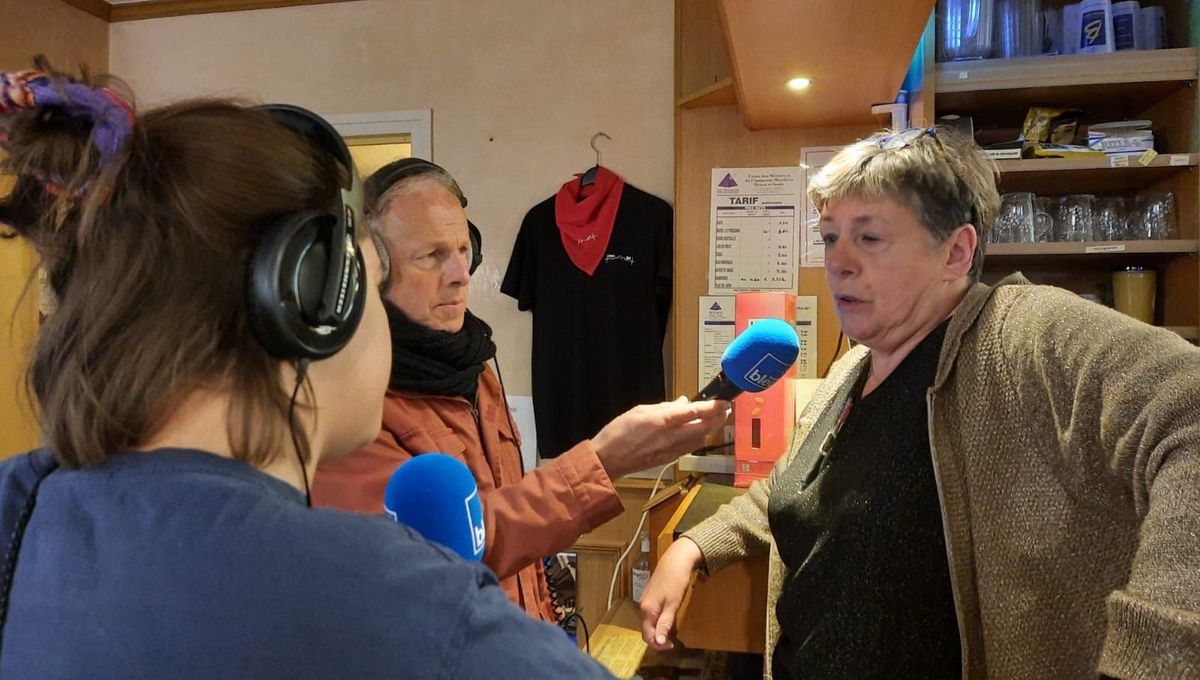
xmin=708 ymin=167 xmax=802 ymax=294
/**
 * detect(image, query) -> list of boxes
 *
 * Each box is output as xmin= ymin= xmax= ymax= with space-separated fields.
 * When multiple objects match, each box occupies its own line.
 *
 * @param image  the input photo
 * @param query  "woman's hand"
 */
xmin=639 ymin=537 xmax=705 ymax=651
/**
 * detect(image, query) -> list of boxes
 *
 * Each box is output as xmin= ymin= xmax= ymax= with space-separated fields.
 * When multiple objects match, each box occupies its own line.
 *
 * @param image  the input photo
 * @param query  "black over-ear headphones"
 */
xmin=364 ymin=157 xmax=482 ymax=275
xmin=246 ymin=104 xmax=367 ymax=360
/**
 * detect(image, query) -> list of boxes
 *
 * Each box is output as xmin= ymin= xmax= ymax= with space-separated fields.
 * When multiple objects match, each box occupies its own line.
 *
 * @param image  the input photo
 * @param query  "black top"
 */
xmin=767 ymin=319 xmax=959 ymax=680
xmin=501 ymin=182 xmax=672 ymax=458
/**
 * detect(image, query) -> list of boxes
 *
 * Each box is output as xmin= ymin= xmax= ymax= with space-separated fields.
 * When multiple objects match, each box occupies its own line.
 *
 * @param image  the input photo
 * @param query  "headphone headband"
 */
xmin=365 ymin=157 xmax=467 ymax=211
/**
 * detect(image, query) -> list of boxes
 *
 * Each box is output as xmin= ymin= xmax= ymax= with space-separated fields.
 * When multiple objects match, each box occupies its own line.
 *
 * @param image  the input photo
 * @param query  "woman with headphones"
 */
xmin=0 ymin=61 xmax=613 ymax=678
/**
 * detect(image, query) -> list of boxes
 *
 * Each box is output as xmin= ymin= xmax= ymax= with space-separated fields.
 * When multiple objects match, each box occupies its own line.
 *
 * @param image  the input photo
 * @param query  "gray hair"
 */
xmin=364 ymin=159 xmax=466 ymax=231
xmin=808 ymin=127 xmax=1000 ymax=281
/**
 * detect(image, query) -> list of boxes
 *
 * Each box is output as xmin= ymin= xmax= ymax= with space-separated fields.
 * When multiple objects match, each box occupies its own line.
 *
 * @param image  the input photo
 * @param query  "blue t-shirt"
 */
xmin=0 ymin=448 xmax=614 ymax=679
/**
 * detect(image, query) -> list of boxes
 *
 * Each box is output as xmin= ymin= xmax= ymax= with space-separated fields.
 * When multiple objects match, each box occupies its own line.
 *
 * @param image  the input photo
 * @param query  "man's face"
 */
xmin=377 ymin=180 xmax=472 ymax=333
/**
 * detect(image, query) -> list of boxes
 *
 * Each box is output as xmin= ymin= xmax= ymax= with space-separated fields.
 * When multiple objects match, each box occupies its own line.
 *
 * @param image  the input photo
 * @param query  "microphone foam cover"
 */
xmin=720 ymin=318 xmax=800 ymax=393
xmin=383 ymin=453 xmax=485 ymax=561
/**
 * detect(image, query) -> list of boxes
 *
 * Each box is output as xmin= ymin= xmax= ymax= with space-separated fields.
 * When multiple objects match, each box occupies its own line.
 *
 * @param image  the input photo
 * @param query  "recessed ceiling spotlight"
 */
xmin=787 ymin=77 xmax=812 ymax=92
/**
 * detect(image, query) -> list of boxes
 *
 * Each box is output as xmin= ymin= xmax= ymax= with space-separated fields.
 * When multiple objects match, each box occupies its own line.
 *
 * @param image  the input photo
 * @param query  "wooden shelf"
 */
xmin=937 ymin=48 xmax=1199 ymax=94
xmin=935 ymin=49 xmax=1200 ymax=125
xmin=677 ymin=78 xmax=737 ymax=109
xmin=996 ymin=154 xmax=1198 ymax=195
xmin=986 ymin=240 xmax=1199 ymax=257
xmin=998 ymin=154 xmax=1198 ymax=173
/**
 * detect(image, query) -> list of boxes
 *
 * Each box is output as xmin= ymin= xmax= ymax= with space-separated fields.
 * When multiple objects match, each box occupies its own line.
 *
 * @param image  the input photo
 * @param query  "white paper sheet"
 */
xmin=798 ymin=146 xmax=842 ymax=268
xmin=504 ymin=395 xmax=538 ymax=473
xmin=698 ymin=296 xmax=736 ymax=394
xmin=708 ymin=167 xmax=802 ymax=294
xmin=795 ymin=296 xmax=817 ymax=379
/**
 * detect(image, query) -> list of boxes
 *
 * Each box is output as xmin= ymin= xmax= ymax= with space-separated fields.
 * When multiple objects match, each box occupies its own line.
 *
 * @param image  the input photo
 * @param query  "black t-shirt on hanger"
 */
xmin=501 ymin=183 xmax=672 ymax=459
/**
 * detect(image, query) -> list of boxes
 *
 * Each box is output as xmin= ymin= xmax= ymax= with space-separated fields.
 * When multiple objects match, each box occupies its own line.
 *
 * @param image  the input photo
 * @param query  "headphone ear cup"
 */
xmin=247 ymin=211 xmax=366 ymax=360
xmin=468 ymin=220 xmax=483 ymax=275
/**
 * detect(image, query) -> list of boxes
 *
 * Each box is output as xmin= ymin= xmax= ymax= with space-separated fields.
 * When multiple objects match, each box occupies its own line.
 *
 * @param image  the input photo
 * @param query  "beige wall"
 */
xmin=0 ymin=0 xmax=109 ymax=457
xmin=110 ymin=0 xmax=675 ymax=397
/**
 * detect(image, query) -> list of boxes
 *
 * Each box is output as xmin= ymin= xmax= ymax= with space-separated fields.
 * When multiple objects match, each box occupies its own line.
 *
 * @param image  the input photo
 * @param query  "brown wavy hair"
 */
xmin=0 ymin=59 xmax=342 ymax=468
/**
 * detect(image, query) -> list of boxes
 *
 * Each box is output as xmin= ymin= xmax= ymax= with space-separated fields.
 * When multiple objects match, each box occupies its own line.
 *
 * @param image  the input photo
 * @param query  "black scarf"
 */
xmin=385 ymin=302 xmax=496 ymax=398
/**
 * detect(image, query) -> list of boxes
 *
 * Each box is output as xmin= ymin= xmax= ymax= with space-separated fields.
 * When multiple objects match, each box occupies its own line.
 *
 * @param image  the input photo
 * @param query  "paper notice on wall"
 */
xmin=504 ymin=395 xmax=538 ymax=472
xmin=698 ymin=296 xmax=736 ymax=394
xmin=795 ymin=378 xmax=824 ymax=423
xmin=708 ymin=167 xmax=802 ymax=294
xmin=795 ymin=296 xmax=817 ymax=379
xmin=799 ymin=146 xmax=842 ymax=267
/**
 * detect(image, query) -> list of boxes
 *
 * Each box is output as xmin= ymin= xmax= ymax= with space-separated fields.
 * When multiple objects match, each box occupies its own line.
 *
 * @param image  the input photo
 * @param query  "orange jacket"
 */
xmin=313 ymin=365 xmax=624 ymax=622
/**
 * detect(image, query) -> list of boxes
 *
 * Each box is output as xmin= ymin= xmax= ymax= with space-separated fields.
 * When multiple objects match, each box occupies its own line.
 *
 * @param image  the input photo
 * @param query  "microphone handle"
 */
xmin=694 ymin=371 xmax=744 ymax=402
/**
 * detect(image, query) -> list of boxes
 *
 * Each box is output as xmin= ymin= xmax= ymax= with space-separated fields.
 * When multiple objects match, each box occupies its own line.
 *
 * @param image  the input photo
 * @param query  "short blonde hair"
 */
xmin=808 ymin=127 xmax=1000 ymax=281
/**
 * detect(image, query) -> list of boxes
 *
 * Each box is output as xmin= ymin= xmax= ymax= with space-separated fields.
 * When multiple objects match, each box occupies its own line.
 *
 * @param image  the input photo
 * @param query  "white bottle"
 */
xmin=1140 ymin=5 xmax=1167 ymax=49
xmin=631 ymin=533 xmax=650 ymax=603
xmin=1111 ymin=1 xmax=1141 ymax=50
xmin=1077 ymin=0 xmax=1115 ymax=53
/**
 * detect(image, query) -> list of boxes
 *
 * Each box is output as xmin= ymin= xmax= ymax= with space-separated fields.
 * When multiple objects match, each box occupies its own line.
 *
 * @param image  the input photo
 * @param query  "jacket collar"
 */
xmin=932 ymin=272 xmax=1031 ymax=391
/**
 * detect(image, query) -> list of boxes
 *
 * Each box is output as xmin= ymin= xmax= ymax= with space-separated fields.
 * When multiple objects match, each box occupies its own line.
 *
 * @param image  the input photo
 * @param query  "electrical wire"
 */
xmin=606 ymin=460 xmax=676 ymax=611
xmin=822 ymin=330 xmax=845 ymax=378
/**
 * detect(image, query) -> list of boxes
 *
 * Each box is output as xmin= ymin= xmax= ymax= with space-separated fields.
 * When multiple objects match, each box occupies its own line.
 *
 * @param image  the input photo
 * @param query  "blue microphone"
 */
xmin=695 ymin=318 xmax=800 ymax=401
xmin=384 ymin=453 xmax=485 ymax=562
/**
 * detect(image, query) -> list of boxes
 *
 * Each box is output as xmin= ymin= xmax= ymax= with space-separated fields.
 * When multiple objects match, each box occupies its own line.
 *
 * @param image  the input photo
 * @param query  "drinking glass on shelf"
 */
xmin=1033 ymin=196 xmax=1057 ymax=241
xmin=1094 ymin=197 xmax=1126 ymax=241
xmin=1057 ymin=195 xmax=1096 ymax=241
xmin=997 ymin=192 xmax=1037 ymax=242
xmin=994 ymin=0 xmax=1043 ymax=58
xmin=1129 ymin=192 xmax=1176 ymax=240
xmin=938 ymin=0 xmax=996 ymax=60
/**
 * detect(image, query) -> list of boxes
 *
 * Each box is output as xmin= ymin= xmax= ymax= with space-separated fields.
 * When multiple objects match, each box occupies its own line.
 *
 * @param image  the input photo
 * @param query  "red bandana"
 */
xmin=554 ymin=166 xmax=624 ymax=275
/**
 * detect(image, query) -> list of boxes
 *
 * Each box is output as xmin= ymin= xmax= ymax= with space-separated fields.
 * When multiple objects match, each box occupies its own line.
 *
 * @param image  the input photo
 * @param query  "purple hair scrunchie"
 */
xmin=0 ymin=70 xmax=135 ymax=166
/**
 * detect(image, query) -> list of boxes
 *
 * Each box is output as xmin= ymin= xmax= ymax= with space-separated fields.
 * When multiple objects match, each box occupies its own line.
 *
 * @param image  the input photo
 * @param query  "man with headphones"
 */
xmin=313 ymin=159 xmax=729 ymax=622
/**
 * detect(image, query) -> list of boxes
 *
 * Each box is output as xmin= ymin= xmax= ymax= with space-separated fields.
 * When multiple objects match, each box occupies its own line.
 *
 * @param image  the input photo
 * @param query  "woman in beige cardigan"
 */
xmin=641 ymin=128 xmax=1200 ymax=679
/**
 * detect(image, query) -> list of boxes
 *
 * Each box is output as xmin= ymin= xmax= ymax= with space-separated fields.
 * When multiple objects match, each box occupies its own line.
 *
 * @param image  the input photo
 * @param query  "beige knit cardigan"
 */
xmin=685 ymin=275 xmax=1200 ymax=679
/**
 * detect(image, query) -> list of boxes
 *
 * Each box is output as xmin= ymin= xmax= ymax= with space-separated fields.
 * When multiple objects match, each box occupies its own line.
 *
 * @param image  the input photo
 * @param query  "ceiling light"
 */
xmin=786 ymin=77 xmax=811 ymax=92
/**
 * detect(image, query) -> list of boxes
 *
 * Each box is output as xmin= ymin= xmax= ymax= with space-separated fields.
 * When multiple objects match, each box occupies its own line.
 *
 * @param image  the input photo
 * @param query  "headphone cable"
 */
xmin=289 ymin=358 xmax=312 ymax=508
xmin=563 ymin=610 xmax=591 ymax=654
xmin=490 ymin=355 xmax=524 ymax=475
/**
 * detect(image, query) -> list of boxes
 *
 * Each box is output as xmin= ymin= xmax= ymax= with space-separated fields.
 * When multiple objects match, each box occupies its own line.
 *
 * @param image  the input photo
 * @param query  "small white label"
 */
xmin=957 ymin=71 xmax=968 ymax=80
xmin=1170 ymin=154 xmax=1190 ymax=166
xmin=1110 ymin=155 xmax=1130 ymax=168
xmin=1085 ymin=244 xmax=1127 ymax=253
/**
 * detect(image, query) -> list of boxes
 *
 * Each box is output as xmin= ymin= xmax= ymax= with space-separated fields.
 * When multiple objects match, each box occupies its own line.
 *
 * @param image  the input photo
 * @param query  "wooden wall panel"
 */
xmin=0 ymin=0 xmax=109 ymax=72
xmin=677 ymin=0 xmax=733 ymax=99
xmin=673 ymin=105 xmax=878 ymax=396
